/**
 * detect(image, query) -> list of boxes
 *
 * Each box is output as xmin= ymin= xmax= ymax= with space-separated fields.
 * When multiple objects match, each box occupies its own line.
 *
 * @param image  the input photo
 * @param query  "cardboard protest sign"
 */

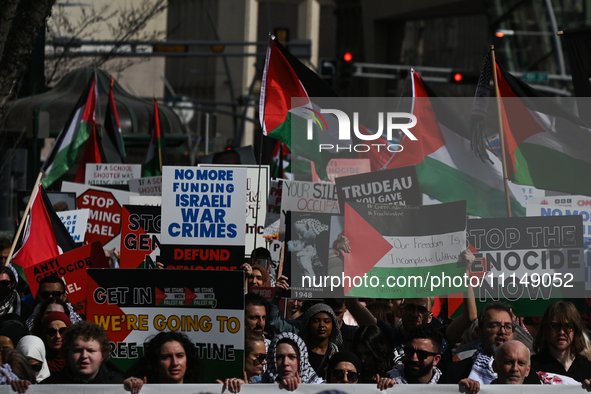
xmin=335 ymin=166 xmax=421 ymax=212
xmin=311 ymin=158 xmax=371 ymax=183
xmin=61 ymin=182 xmax=139 ymax=250
xmin=203 ymin=165 xmax=269 ymax=256
xmin=56 ymin=209 xmax=89 ymax=243
xmin=279 ymin=180 xmax=340 ymax=241
xmin=343 ymin=201 xmax=467 ymax=298
xmin=86 ymin=268 xmax=244 ymax=381
xmin=468 ymin=216 xmax=585 ymax=301
xmin=85 ymin=164 xmax=141 ymax=185
xmin=160 ymin=166 xmax=246 ymax=269
xmin=526 ymin=195 xmax=591 ymax=290
xmin=128 ymin=176 xmax=163 ymax=196
xmin=120 ymin=205 xmax=161 ymax=269
xmin=25 ymin=242 xmax=109 ymax=315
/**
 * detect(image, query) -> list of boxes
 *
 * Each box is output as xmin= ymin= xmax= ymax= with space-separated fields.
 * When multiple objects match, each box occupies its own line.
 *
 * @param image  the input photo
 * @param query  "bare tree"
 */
xmin=45 ymin=0 xmax=167 ymax=87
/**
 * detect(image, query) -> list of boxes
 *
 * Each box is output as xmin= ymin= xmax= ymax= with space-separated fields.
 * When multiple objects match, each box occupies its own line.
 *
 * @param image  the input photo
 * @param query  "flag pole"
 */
xmin=154 ymin=95 xmax=163 ymax=174
xmin=490 ymin=46 xmax=513 ymax=218
xmin=5 ymin=171 xmax=44 ymax=266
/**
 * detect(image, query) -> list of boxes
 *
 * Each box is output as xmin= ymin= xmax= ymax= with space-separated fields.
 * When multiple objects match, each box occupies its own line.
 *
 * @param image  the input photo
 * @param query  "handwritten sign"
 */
xmin=85 ymin=164 xmax=141 ymax=185
xmin=128 ymin=176 xmax=162 ymax=196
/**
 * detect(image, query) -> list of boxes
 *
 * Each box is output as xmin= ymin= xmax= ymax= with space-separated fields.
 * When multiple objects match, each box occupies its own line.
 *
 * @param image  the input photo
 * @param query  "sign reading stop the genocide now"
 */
xmin=61 ymin=182 xmax=139 ymax=250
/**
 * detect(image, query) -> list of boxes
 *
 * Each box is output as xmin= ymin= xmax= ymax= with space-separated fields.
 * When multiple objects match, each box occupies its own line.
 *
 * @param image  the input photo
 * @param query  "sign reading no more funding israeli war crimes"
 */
xmin=160 ymin=166 xmax=247 ymax=269
xmin=86 ymin=268 xmax=244 ymax=381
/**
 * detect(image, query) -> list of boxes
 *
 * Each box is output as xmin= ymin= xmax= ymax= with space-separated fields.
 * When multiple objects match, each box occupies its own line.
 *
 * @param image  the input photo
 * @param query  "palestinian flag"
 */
xmin=42 ymin=72 xmax=98 ymax=188
xmin=74 ymin=124 xmax=104 ymax=183
xmin=143 ymin=99 xmax=165 ymax=177
xmin=386 ymin=70 xmax=526 ymax=218
xmin=269 ymin=140 xmax=292 ymax=179
xmin=259 ymin=36 xmax=338 ymax=180
xmin=11 ymin=183 xmax=77 ymax=281
xmin=103 ymin=78 xmax=126 ymax=162
xmin=494 ymin=61 xmax=591 ymax=196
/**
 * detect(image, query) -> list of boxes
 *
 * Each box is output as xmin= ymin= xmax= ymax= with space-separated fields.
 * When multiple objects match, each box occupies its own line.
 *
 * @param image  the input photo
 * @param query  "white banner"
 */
xmin=85 ymin=164 xmax=142 ymax=185
xmin=0 ymin=383 xmax=578 ymax=394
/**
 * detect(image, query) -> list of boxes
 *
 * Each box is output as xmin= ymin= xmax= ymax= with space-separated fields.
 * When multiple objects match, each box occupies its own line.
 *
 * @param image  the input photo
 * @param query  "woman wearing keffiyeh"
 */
xmin=261 ymin=332 xmax=323 ymax=391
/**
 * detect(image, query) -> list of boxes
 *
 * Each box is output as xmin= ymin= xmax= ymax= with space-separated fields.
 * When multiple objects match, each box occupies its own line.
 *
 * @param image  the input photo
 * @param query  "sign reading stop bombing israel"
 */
xmin=160 ymin=166 xmax=247 ymax=270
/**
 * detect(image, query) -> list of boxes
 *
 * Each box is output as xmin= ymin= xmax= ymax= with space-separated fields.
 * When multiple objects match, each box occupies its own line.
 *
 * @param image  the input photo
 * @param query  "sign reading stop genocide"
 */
xmin=61 ymin=182 xmax=139 ymax=250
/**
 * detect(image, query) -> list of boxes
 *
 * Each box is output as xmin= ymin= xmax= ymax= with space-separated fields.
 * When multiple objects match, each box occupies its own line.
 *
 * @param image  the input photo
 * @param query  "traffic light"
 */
xmin=449 ymin=71 xmax=479 ymax=84
xmin=338 ymin=51 xmax=355 ymax=90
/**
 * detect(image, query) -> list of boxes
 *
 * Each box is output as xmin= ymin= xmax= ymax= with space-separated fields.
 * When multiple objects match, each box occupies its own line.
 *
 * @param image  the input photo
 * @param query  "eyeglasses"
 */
xmin=0 ymin=280 xmax=11 ymax=288
xmin=46 ymin=327 xmax=68 ymax=337
xmin=331 ymin=369 xmax=359 ymax=383
xmin=403 ymin=346 xmax=439 ymax=360
xmin=403 ymin=304 xmax=429 ymax=314
xmin=487 ymin=322 xmax=514 ymax=333
xmin=550 ymin=323 xmax=574 ymax=333
xmin=39 ymin=291 xmax=65 ymax=299
xmin=251 ymin=353 xmax=267 ymax=363
xmin=30 ymin=363 xmax=43 ymax=372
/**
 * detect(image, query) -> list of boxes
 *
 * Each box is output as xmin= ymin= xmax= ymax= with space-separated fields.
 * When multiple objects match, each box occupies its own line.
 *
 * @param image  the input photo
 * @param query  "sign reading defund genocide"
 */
xmin=160 ymin=166 xmax=247 ymax=269
xmin=86 ymin=269 xmax=244 ymax=382
xmin=343 ymin=200 xmax=467 ymax=298
xmin=467 ymin=216 xmax=585 ymax=301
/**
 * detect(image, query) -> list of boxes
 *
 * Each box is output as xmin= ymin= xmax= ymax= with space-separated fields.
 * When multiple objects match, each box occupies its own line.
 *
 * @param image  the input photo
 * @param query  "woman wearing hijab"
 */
xmin=41 ymin=311 xmax=71 ymax=373
xmin=247 ymin=264 xmax=271 ymax=291
xmin=299 ymin=303 xmax=343 ymax=376
xmin=17 ymin=336 xmax=50 ymax=383
xmin=262 ymin=332 xmax=323 ymax=391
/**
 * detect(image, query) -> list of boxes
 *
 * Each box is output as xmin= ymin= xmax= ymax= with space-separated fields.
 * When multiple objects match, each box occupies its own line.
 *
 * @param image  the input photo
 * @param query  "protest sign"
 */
xmin=25 ymin=242 xmax=109 ymax=315
xmin=263 ymin=179 xmax=282 ymax=239
xmin=86 ymin=268 xmax=244 ymax=381
xmin=129 ymin=196 xmax=161 ymax=206
xmin=120 ymin=205 xmax=161 ymax=269
xmin=279 ymin=180 xmax=340 ymax=241
xmin=311 ymin=158 xmax=371 ymax=183
xmin=335 ymin=166 xmax=421 ymax=212
xmin=56 ymin=209 xmax=89 ymax=243
xmin=160 ymin=166 xmax=246 ymax=269
xmin=61 ymin=182 xmax=139 ymax=250
xmin=343 ymin=201 xmax=467 ymax=298
xmin=85 ymin=164 xmax=141 ymax=185
xmin=203 ymin=165 xmax=269 ymax=256
xmin=128 ymin=176 xmax=163 ymax=196
xmin=286 ymin=212 xmax=337 ymax=298
xmin=467 ymin=215 xmax=585 ymax=301
xmin=250 ymin=286 xmax=276 ymax=301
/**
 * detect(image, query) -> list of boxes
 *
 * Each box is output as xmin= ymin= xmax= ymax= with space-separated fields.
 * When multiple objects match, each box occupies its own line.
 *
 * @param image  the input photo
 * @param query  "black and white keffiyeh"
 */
xmin=468 ymin=345 xmax=497 ymax=384
xmin=261 ymin=332 xmax=324 ymax=384
xmin=387 ymin=363 xmax=442 ymax=384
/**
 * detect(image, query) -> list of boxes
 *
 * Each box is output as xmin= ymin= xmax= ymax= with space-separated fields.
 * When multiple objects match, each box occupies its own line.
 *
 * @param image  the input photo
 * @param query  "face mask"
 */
xmin=0 ymin=286 xmax=12 ymax=300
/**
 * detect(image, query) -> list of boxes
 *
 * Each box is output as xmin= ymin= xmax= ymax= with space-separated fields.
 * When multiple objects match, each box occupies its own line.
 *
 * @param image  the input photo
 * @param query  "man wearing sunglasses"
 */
xmin=443 ymin=301 xmax=516 ymax=387
xmin=24 ymin=275 xmax=82 ymax=331
xmin=377 ymin=325 xmax=444 ymax=389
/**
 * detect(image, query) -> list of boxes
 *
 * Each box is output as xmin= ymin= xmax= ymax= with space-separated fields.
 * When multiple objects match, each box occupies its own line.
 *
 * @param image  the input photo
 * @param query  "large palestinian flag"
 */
xmin=259 ymin=36 xmax=339 ymax=180
xmin=386 ymin=70 xmax=526 ymax=218
xmin=494 ymin=61 xmax=591 ymax=197
xmin=42 ymin=72 xmax=98 ymax=187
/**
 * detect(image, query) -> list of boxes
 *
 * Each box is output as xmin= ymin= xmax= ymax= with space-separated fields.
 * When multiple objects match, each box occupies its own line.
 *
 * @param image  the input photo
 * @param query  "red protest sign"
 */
xmin=120 ymin=205 xmax=161 ymax=269
xmin=24 ymin=242 xmax=109 ymax=315
xmin=78 ymin=189 xmax=122 ymax=245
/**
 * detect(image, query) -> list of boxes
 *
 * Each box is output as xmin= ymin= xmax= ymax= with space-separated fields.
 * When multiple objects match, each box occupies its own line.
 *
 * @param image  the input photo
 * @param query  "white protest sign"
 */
xmin=85 ymin=164 xmax=141 ymax=185
xmin=527 ymin=195 xmax=591 ymax=290
xmin=161 ymin=166 xmax=247 ymax=246
xmin=203 ymin=165 xmax=269 ymax=256
xmin=128 ymin=176 xmax=162 ymax=195
xmin=279 ymin=180 xmax=339 ymax=240
xmin=56 ymin=209 xmax=90 ymax=243
xmin=129 ymin=196 xmax=162 ymax=206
